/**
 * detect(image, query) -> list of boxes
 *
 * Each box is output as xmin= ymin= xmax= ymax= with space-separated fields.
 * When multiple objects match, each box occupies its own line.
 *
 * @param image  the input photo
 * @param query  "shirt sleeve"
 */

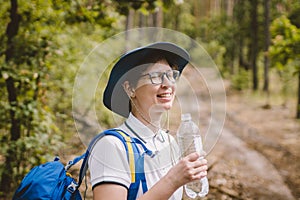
xmin=88 ymin=135 xmax=131 ymax=189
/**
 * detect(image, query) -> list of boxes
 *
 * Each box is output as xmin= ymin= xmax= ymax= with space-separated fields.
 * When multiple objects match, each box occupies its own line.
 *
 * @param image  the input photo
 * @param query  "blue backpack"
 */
xmin=13 ymin=129 xmax=153 ymax=200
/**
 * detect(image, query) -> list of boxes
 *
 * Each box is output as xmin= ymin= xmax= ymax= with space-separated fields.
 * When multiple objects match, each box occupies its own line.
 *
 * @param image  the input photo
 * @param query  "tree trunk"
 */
xmin=250 ymin=0 xmax=259 ymax=90
xmin=153 ymin=5 xmax=163 ymax=27
xmin=173 ymin=6 xmax=180 ymax=30
xmin=226 ymin=0 xmax=234 ymax=17
xmin=147 ymin=12 xmax=154 ymax=27
xmin=236 ymin=0 xmax=250 ymax=71
xmin=138 ymin=12 xmax=145 ymax=41
xmin=193 ymin=0 xmax=200 ymax=36
xmin=125 ymin=8 xmax=134 ymax=51
xmin=1 ymin=0 xmax=21 ymax=196
xmin=297 ymin=72 xmax=300 ymax=119
xmin=263 ymin=0 xmax=270 ymax=92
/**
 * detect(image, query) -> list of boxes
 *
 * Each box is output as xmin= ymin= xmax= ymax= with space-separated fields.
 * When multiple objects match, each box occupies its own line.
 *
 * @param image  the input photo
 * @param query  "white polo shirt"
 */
xmin=89 ymin=113 xmax=183 ymax=199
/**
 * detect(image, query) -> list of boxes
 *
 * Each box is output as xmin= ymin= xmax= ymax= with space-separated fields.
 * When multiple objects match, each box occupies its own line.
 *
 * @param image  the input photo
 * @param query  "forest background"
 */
xmin=0 ymin=0 xmax=299 ymax=199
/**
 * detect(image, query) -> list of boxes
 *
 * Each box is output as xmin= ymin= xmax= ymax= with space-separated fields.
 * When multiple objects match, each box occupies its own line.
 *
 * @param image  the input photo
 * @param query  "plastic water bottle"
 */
xmin=177 ymin=113 xmax=209 ymax=198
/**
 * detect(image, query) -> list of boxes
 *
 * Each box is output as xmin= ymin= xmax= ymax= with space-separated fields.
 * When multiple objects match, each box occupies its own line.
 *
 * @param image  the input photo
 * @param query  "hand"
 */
xmin=165 ymin=152 xmax=208 ymax=189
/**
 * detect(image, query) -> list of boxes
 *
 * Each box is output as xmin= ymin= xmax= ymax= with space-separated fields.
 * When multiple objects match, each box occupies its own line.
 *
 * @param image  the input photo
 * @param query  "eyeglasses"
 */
xmin=141 ymin=70 xmax=180 ymax=85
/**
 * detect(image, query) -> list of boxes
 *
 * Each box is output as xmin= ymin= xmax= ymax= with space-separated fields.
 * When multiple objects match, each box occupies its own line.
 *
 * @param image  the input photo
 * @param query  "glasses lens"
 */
xmin=148 ymin=70 xmax=180 ymax=84
xmin=167 ymin=70 xmax=180 ymax=82
xmin=149 ymin=72 xmax=162 ymax=84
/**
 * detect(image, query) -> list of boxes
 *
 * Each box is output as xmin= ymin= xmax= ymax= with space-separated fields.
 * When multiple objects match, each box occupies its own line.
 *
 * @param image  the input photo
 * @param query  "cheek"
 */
xmin=135 ymin=86 xmax=158 ymax=101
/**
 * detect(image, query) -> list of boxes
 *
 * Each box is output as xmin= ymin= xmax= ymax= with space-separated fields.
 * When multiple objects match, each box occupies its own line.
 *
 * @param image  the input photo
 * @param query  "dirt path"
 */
xmin=221 ymin=91 xmax=300 ymax=200
xmin=206 ymin=127 xmax=295 ymax=200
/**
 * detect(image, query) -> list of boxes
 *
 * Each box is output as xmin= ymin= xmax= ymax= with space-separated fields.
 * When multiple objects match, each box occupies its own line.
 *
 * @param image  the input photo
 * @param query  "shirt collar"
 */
xmin=125 ymin=113 xmax=156 ymax=142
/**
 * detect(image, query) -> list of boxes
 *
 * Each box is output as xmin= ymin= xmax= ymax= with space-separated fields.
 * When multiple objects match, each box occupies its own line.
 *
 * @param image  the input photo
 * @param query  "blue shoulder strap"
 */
xmin=127 ymin=138 xmax=148 ymax=200
xmin=78 ymin=129 xmax=152 ymax=199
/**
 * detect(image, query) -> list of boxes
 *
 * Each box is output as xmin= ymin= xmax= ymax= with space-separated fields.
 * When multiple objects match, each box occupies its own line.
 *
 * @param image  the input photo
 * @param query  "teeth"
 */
xmin=159 ymin=93 xmax=171 ymax=97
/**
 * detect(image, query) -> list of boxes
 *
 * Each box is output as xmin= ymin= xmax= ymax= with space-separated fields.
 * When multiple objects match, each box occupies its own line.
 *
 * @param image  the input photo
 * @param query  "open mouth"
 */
xmin=157 ymin=93 xmax=172 ymax=98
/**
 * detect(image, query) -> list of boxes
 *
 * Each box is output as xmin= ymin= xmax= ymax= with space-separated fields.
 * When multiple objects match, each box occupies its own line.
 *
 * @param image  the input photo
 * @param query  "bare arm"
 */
xmin=93 ymin=184 xmax=127 ymax=200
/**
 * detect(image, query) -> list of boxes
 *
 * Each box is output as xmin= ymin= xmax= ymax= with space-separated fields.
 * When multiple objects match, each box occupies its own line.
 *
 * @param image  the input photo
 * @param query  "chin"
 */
xmin=162 ymin=104 xmax=173 ymax=111
xmin=152 ymin=104 xmax=172 ymax=114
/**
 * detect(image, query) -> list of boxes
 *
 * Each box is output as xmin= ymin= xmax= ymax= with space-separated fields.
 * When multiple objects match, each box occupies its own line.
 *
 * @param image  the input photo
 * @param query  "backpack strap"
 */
xmin=62 ymin=153 xmax=86 ymax=195
xmin=78 ymin=129 xmax=153 ymax=198
xmin=113 ymin=130 xmax=150 ymax=199
xmin=116 ymin=130 xmax=138 ymax=183
xmin=127 ymin=138 xmax=148 ymax=200
xmin=65 ymin=153 xmax=86 ymax=171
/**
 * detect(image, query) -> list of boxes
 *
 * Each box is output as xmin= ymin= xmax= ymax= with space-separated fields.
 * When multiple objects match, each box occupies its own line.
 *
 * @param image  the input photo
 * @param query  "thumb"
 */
xmin=186 ymin=152 xmax=200 ymax=161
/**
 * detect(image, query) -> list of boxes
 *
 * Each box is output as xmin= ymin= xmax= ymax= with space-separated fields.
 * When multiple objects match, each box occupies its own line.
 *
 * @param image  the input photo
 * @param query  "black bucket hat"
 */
xmin=103 ymin=42 xmax=190 ymax=117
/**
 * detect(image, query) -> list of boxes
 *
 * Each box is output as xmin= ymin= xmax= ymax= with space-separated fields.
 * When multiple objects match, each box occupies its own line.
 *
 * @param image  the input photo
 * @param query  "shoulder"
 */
xmin=88 ymin=129 xmax=131 ymax=167
xmin=91 ymin=129 xmax=128 ymax=152
xmin=88 ymin=130 xmax=132 ymax=190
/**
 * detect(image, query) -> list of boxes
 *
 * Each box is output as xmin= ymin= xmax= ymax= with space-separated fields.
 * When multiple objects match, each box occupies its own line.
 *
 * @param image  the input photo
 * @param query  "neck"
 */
xmin=132 ymin=109 xmax=162 ymax=133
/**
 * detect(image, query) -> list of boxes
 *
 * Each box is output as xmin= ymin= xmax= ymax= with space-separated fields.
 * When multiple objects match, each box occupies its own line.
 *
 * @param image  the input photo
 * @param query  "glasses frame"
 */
xmin=140 ymin=69 xmax=180 ymax=85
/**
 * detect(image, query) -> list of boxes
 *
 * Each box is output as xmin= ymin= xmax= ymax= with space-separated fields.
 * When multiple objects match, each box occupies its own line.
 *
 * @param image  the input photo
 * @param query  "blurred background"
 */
xmin=0 ymin=0 xmax=299 ymax=199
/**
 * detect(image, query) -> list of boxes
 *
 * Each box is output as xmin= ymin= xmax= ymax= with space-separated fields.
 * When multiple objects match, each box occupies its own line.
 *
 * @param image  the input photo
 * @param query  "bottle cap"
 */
xmin=181 ymin=113 xmax=191 ymax=121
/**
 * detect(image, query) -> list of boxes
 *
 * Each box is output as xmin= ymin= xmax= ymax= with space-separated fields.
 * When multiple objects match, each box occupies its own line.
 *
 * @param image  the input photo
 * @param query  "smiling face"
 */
xmin=125 ymin=59 xmax=178 ymax=124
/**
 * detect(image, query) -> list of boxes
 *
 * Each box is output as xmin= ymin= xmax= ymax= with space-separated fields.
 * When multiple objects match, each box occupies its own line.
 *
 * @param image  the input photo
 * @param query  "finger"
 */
xmin=193 ymin=164 xmax=208 ymax=174
xmin=186 ymin=152 xmax=201 ymax=161
xmin=191 ymin=158 xmax=208 ymax=168
xmin=189 ymin=160 xmax=207 ymax=178
xmin=193 ymin=170 xmax=207 ymax=180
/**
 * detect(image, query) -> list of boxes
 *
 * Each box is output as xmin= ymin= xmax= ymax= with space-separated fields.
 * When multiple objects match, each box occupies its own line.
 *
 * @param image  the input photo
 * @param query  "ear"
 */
xmin=123 ymin=81 xmax=136 ymax=98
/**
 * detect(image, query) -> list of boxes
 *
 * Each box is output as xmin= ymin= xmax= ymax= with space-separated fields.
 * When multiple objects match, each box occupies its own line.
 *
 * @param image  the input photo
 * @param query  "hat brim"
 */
xmin=103 ymin=42 xmax=190 ymax=117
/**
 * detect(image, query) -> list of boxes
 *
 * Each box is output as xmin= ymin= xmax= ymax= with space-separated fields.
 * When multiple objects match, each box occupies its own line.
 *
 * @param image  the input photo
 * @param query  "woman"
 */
xmin=89 ymin=42 xmax=208 ymax=200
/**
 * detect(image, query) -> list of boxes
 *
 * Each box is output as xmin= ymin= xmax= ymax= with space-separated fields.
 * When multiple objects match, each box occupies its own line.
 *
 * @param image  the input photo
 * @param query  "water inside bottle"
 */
xmin=177 ymin=135 xmax=203 ymax=157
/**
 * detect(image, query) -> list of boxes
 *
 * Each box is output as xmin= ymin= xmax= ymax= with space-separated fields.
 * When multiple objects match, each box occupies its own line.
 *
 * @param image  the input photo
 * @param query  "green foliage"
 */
xmin=0 ymin=1 xmax=65 ymax=194
xmin=269 ymin=14 xmax=300 ymax=111
xmin=186 ymin=11 xmax=240 ymax=73
xmin=0 ymin=0 xmax=120 ymax=195
xmin=269 ymin=15 xmax=300 ymax=69
xmin=163 ymin=2 xmax=196 ymax=36
xmin=289 ymin=4 xmax=300 ymax=28
xmin=0 ymin=110 xmax=63 ymax=183
xmin=62 ymin=0 xmax=117 ymax=27
xmin=231 ymin=68 xmax=250 ymax=91
xmin=113 ymin=0 xmax=159 ymax=16
xmin=206 ymin=40 xmax=226 ymax=63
